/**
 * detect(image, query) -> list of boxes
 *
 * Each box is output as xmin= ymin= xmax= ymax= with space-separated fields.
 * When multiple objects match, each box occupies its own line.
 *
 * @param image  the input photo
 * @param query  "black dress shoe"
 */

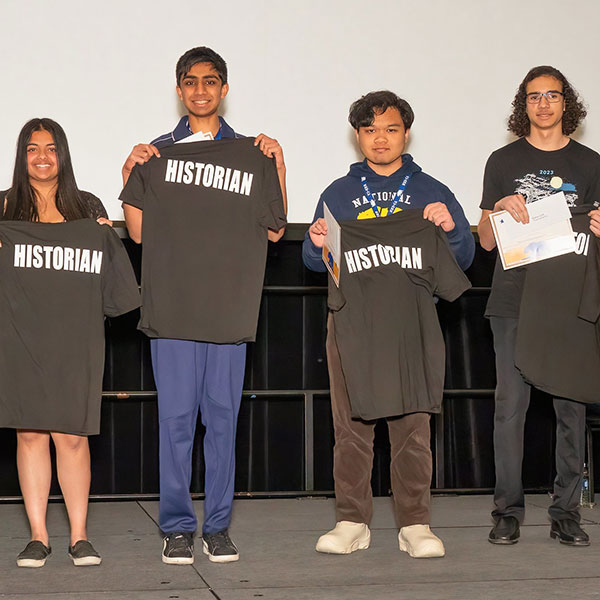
xmin=488 ymin=516 xmax=520 ymax=544
xmin=550 ymin=519 xmax=590 ymax=546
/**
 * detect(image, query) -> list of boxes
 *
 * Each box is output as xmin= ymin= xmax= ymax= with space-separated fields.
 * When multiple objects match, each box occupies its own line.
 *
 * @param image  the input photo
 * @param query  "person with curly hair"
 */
xmin=477 ymin=66 xmax=600 ymax=547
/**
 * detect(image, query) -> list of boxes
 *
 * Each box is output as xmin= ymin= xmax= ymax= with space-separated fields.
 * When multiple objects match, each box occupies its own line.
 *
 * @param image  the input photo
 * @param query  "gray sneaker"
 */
xmin=17 ymin=540 xmax=52 ymax=568
xmin=162 ymin=532 xmax=194 ymax=565
xmin=202 ymin=530 xmax=239 ymax=563
xmin=68 ymin=540 xmax=102 ymax=566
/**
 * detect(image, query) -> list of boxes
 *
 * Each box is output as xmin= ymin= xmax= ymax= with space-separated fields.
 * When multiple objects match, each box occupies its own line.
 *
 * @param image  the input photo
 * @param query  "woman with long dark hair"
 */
xmin=2 ymin=118 xmax=111 ymax=568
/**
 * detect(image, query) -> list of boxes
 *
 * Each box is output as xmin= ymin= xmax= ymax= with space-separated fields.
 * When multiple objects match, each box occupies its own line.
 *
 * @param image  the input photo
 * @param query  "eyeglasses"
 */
xmin=526 ymin=91 xmax=564 ymax=104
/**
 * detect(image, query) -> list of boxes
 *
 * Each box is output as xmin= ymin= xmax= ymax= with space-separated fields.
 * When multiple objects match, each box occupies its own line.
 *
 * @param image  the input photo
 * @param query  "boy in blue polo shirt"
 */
xmin=121 ymin=46 xmax=287 ymax=565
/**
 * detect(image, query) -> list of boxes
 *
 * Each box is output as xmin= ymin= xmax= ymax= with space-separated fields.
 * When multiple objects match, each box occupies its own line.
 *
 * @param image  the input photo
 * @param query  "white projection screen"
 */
xmin=0 ymin=0 xmax=599 ymax=225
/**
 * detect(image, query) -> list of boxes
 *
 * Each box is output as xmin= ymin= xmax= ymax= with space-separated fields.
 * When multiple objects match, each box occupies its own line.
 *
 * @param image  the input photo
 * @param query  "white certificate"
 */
xmin=322 ymin=203 xmax=341 ymax=287
xmin=175 ymin=130 xmax=214 ymax=143
xmin=490 ymin=191 xmax=576 ymax=270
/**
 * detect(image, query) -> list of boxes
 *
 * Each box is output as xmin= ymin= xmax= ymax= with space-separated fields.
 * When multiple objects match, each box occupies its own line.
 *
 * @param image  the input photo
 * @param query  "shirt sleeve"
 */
xmin=258 ymin=156 xmax=286 ymax=231
xmin=432 ymin=227 xmax=472 ymax=302
xmin=301 ymin=194 xmax=327 ymax=272
xmin=480 ymin=151 xmax=504 ymax=211
xmin=119 ymin=163 xmax=147 ymax=210
xmin=436 ymin=185 xmax=475 ymax=270
xmin=101 ymin=227 xmax=141 ymax=318
xmin=579 ymin=235 xmax=600 ymax=323
xmin=584 ymin=155 xmax=600 ymax=207
xmin=80 ymin=191 xmax=108 ymax=220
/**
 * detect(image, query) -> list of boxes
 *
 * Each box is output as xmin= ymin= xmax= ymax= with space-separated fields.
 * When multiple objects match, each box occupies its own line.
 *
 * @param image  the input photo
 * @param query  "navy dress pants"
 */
xmin=151 ymin=338 xmax=246 ymax=534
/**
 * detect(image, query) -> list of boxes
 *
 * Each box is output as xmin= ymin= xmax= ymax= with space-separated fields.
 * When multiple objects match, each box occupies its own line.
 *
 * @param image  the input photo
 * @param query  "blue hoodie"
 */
xmin=302 ymin=155 xmax=475 ymax=271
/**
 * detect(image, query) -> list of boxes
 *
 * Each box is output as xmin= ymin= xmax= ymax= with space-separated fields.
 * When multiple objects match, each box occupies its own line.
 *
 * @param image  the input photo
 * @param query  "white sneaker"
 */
xmin=315 ymin=521 xmax=371 ymax=554
xmin=398 ymin=524 xmax=445 ymax=558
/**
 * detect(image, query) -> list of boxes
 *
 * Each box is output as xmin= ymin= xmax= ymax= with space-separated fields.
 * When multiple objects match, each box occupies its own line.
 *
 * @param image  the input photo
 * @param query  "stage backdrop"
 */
xmin=0 ymin=0 xmax=599 ymax=224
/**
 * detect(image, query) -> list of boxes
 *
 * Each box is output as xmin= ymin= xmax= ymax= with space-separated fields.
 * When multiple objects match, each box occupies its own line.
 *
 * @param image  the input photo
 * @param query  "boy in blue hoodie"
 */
xmin=303 ymin=91 xmax=473 ymax=558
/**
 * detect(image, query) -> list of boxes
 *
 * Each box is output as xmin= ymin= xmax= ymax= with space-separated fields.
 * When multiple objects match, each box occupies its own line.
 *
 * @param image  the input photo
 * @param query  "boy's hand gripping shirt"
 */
xmin=329 ymin=210 xmax=471 ymax=420
xmin=120 ymin=137 xmax=286 ymax=344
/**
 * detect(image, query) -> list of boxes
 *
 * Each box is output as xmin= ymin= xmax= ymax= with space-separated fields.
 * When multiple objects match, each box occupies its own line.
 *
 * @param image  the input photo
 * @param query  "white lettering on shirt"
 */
xmin=13 ymin=245 xmax=103 ymax=274
xmin=165 ymin=159 xmax=178 ymax=182
xmin=13 ymin=244 xmax=26 ymax=267
xmin=351 ymin=191 xmax=412 ymax=210
xmin=240 ymin=173 xmax=254 ymax=196
xmin=164 ymin=159 xmax=254 ymax=196
xmin=182 ymin=161 xmax=195 ymax=184
xmin=344 ymin=245 xmax=423 ymax=273
xmin=574 ymin=232 xmax=591 ymax=256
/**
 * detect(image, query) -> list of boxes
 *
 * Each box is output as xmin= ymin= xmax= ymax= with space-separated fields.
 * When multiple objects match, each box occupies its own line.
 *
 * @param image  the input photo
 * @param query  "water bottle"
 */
xmin=580 ymin=463 xmax=594 ymax=508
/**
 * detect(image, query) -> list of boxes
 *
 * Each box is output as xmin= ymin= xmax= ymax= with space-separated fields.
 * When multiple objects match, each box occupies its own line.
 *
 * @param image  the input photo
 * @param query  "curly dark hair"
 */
xmin=507 ymin=65 xmax=587 ymax=137
xmin=348 ymin=90 xmax=414 ymax=131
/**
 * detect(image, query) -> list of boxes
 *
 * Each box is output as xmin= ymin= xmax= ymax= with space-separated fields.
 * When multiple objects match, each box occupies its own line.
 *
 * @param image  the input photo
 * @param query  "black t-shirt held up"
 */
xmin=328 ymin=210 xmax=471 ymax=420
xmin=515 ymin=210 xmax=600 ymax=404
xmin=480 ymin=138 xmax=600 ymax=318
xmin=0 ymin=219 xmax=140 ymax=435
xmin=120 ymin=137 xmax=286 ymax=344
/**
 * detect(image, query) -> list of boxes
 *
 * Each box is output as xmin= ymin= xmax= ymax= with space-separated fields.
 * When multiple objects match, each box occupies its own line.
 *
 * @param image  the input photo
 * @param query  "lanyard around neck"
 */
xmin=360 ymin=174 xmax=411 ymax=218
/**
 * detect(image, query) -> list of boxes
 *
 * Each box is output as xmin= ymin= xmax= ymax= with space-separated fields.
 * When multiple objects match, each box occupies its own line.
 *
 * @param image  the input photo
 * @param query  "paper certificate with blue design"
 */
xmin=490 ymin=191 xmax=576 ymax=270
xmin=322 ymin=203 xmax=341 ymax=286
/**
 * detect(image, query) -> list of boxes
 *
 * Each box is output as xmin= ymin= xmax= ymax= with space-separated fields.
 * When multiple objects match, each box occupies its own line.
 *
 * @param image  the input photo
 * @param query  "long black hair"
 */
xmin=2 ymin=118 xmax=89 ymax=221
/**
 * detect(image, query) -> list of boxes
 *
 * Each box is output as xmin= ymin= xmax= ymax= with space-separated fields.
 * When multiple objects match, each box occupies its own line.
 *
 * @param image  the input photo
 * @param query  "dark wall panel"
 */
xmin=0 ymin=235 xmax=572 ymax=498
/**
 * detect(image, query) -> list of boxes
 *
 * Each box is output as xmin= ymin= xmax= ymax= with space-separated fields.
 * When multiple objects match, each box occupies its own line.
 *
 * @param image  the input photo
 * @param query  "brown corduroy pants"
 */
xmin=326 ymin=314 xmax=432 ymax=528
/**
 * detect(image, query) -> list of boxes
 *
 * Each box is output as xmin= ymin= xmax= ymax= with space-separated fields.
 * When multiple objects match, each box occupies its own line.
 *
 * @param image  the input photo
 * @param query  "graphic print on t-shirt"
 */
xmin=351 ymin=189 xmax=411 ymax=220
xmin=515 ymin=170 xmax=578 ymax=206
xmin=480 ymin=137 xmax=600 ymax=318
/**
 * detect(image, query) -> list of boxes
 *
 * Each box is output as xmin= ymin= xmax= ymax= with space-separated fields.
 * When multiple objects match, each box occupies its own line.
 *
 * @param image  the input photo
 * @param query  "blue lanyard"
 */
xmin=360 ymin=174 xmax=411 ymax=218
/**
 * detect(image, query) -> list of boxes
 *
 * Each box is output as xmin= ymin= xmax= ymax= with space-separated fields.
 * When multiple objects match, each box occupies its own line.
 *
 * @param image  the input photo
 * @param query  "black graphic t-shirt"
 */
xmin=120 ymin=137 xmax=286 ymax=343
xmin=329 ymin=210 xmax=471 ymax=420
xmin=0 ymin=220 xmax=140 ymax=435
xmin=480 ymin=138 xmax=600 ymax=317
xmin=515 ymin=210 xmax=600 ymax=403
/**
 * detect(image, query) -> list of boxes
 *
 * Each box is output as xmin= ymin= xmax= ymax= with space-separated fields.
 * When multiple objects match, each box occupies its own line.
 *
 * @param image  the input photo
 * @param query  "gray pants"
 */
xmin=490 ymin=317 xmax=585 ymax=523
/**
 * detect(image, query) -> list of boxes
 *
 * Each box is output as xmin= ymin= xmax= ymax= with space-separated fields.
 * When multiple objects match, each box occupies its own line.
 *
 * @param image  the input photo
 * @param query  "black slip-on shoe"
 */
xmin=550 ymin=519 xmax=590 ymax=546
xmin=68 ymin=540 xmax=102 ymax=566
xmin=488 ymin=516 xmax=520 ymax=545
xmin=17 ymin=541 xmax=52 ymax=568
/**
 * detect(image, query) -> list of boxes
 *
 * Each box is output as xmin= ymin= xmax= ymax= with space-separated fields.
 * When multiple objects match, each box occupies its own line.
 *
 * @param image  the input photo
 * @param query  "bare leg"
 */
xmin=16 ymin=430 xmax=52 ymax=546
xmin=51 ymin=432 xmax=91 ymax=546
